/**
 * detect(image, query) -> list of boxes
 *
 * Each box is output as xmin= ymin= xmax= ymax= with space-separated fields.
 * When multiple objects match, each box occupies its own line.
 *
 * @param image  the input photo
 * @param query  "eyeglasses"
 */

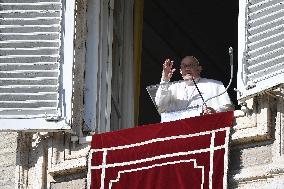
xmin=180 ymin=64 xmax=199 ymax=69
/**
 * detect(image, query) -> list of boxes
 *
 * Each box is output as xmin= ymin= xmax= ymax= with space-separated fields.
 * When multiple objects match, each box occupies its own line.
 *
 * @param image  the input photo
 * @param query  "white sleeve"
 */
xmin=155 ymin=80 xmax=173 ymax=113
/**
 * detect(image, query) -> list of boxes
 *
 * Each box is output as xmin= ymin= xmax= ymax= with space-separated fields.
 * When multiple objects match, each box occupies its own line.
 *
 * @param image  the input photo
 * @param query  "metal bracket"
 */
xmin=234 ymin=88 xmax=243 ymax=97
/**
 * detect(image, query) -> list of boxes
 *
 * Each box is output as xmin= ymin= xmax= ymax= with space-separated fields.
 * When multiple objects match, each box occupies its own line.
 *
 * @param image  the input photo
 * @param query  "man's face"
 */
xmin=180 ymin=57 xmax=202 ymax=80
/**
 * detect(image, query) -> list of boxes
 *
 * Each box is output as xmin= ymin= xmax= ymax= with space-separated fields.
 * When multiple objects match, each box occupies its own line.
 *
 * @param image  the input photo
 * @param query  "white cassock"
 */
xmin=155 ymin=77 xmax=233 ymax=122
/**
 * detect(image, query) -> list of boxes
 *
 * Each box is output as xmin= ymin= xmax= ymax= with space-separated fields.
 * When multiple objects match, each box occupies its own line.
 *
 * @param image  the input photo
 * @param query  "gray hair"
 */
xmin=181 ymin=56 xmax=200 ymax=65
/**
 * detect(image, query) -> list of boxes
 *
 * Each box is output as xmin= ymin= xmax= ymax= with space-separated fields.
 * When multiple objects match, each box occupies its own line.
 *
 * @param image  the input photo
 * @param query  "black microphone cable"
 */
xmin=192 ymin=77 xmax=208 ymax=109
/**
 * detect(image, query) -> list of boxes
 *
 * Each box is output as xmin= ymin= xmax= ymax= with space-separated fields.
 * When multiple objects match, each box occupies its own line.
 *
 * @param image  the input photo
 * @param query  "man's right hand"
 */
xmin=162 ymin=59 xmax=176 ymax=82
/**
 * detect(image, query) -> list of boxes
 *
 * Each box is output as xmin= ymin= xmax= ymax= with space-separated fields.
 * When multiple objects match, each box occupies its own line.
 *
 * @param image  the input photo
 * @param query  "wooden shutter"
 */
xmin=0 ymin=0 xmax=75 ymax=130
xmin=238 ymin=0 xmax=284 ymax=100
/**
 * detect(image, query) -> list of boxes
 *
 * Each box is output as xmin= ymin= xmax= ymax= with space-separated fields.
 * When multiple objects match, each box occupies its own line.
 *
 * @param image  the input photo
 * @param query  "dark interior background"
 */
xmin=138 ymin=0 xmax=239 ymax=125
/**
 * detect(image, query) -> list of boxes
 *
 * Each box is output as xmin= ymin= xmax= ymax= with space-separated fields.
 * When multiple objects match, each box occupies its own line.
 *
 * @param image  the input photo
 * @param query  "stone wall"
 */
xmin=229 ymin=90 xmax=284 ymax=188
xmin=0 ymin=132 xmax=17 ymax=189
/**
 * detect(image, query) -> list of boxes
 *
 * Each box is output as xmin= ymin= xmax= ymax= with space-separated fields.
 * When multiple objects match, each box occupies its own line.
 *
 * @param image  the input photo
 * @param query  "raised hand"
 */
xmin=162 ymin=59 xmax=176 ymax=82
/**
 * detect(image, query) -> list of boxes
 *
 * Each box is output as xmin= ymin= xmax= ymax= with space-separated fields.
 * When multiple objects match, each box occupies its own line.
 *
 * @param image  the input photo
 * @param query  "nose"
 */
xmin=184 ymin=66 xmax=193 ymax=71
xmin=182 ymin=64 xmax=195 ymax=69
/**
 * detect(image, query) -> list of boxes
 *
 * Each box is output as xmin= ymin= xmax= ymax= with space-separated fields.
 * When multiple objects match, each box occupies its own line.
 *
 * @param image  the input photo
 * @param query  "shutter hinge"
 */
xmin=245 ymin=81 xmax=256 ymax=90
xmin=45 ymin=108 xmax=62 ymax=121
xmin=234 ymin=88 xmax=243 ymax=97
xmin=108 ymin=0 xmax=114 ymax=10
xmin=45 ymin=116 xmax=60 ymax=122
xmin=44 ymin=111 xmax=61 ymax=122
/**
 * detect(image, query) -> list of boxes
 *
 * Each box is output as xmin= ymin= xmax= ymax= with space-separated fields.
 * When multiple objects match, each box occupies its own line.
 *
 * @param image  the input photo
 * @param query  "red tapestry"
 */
xmin=90 ymin=111 xmax=233 ymax=189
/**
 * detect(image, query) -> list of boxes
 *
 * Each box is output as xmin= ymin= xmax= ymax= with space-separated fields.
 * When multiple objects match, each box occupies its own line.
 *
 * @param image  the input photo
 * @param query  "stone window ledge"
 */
xmin=230 ymin=162 xmax=284 ymax=184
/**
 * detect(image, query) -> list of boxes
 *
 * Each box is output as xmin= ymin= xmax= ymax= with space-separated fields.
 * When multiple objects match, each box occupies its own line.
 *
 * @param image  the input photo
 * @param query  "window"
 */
xmin=238 ymin=0 xmax=284 ymax=101
xmin=0 ymin=0 xmax=75 ymax=130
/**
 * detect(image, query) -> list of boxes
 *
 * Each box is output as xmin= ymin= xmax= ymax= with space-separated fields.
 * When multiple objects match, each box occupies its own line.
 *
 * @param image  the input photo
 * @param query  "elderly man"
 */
xmin=155 ymin=56 xmax=233 ymax=122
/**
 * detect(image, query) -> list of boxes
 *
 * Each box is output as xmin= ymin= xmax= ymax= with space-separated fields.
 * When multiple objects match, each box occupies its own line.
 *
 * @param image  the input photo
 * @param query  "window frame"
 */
xmin=83 ymin=0 xmax=113 ymax=133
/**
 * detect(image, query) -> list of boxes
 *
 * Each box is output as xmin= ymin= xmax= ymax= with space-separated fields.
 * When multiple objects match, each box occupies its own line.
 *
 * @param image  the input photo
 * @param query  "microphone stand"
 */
xmin=203 ymin=47 xmax=234 ymax=106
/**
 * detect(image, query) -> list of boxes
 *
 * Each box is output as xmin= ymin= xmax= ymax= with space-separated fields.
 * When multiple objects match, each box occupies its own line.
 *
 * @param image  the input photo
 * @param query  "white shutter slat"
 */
xmin=0 ymin=93 xmax=57 ymax=100
xmin=0 ymin=63 xmax=59 ymax=71
xmin=0 ymin=49 xmax=59 ymax=56
xmin=0 ymin=41 xmax=59 ymax=49
xmin=0 ymin=71 xmax=58 ymax=78
xmin=0 ymin=1 xmax=62 ymax=118
xmin=0 ymin=25 xmax=60 ymax=33
xmin=0 ymin=11 xmax=60 ymax=18
xmin=0 ymin=100 xmax=57 ymax=108
xmin=0 ymin=19 xmax=60 ymax=25
xmin=0 ymin=108 xmax=57 ymax=117
xmin=0 ymin=56 xmax=58 ymax=63
xmin=0 ymin=4 xmax=61 ymax=11
xmin=0 ymin=86 xmax=57 ymax=93
xmin=0 ymin=34 xmax=60 ymax=41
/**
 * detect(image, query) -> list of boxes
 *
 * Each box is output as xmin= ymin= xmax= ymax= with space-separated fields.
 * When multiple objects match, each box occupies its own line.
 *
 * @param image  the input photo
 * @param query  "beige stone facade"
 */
xmin=0 ymin=0 xmax=284 ymax=189
xmin=0 ymin=132 xmax=17 ymax=189
xmin=229 ymin=89 xmax=284 ymax=188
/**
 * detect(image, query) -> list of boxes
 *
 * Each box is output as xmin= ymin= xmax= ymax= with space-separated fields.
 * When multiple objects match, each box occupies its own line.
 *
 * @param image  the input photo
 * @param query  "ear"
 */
xmin=198 ymin=65 xmax=202 ymax=74
xmin=180 ymin=68 xmax=183 ymax=75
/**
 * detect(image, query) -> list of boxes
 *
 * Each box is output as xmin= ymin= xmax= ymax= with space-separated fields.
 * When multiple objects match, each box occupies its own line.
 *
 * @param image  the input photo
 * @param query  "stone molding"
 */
xmin=47 ymin=133 xmax=90 ymax=176
xmin=231 ymin=94 xmax=274 ymax=144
